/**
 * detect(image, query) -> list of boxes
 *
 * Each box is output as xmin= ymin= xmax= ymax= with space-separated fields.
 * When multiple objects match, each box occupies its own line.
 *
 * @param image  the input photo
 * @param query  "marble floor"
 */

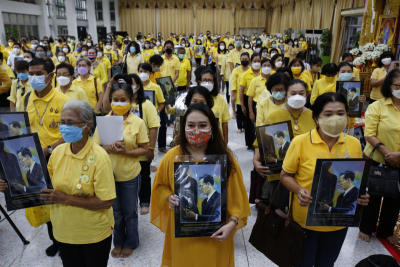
xmin=0 ymin=113 xmax=392 ymax=267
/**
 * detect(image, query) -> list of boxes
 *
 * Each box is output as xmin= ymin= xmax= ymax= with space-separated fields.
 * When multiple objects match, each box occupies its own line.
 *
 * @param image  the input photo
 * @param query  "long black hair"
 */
xmin=128 ymin=73 xmax=146 ymax=104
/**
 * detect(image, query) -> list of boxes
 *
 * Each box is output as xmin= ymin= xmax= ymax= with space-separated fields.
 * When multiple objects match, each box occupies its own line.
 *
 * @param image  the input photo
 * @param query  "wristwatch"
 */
xmin=47 ymin=145 xmax=53 ymax=154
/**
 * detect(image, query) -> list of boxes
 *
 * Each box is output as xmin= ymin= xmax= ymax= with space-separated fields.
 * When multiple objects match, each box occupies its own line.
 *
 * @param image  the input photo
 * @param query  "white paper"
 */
xmin=96 ymin=116 xmax=124 ymax=145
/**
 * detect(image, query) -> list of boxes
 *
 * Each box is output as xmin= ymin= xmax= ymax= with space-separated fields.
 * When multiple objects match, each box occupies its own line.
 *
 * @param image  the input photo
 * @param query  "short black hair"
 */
xmin=287 ymin=79 xmax=308 ymax=92
xmin=127 ymin=41 xmax=141 ymax=54
xmin=276 ymin=66 xmax=294 ymax=80
xmin=274 ymin=131 xmax=285 ymax=138
xmin=261 ymin=58 xmax=270 ymax=65
xmin=194 ymin=65 xmax=207 ymax=83
xmin=321 ymin=63 xmax=338 ymax=76
xmin=342 ymin=52 xmax=354 ymax=61
xmin=15 ymin=60 xmax=29 ymax=72
xmin=266 ymin=72 xmax=289 ymax=93
xmin=337 ymin=62 xmax=353 ymax=72
xmin=341 ymin=171 xmax=355 ymax=181
xmin=296 ymin=51 xmax=306 ymax=60
xmin=138 ymin=62 xmax=153 ymax=73
xmin=311 ymin=92 xmax=348 ymax=120
xmin=29 ymin=58 xmax=55 ymax=73
xmin=110 ymin=74 xmax=134 ymax=100
xmin=310 ymin=57 xmax=323 ymax=66
xmin=250 ymin=52 xmax=260 ymax=62
xmin=185 ymin=86 xmax=214 ymax=109
xmin=200 ymin=67 xmax=219 ymax=96
xmin=201 ymin=174 xmax=214 ymax=186
xmin=17 ymin=147 xmax=32 ymax=158
xmin=13 ymin=42 xmax=21 ymax=48
xmin=378 ymin=51 xmax=394 ymax=68
xmin=149 ymin=55 xmax=164 ymax=66
xmin=24 ymin=51 xmax=35 ymax=58
xmin=164 ymin=40 xmax=174 ymax=47
xmin=240 ymin=52 xmax=250 ymax=59
xmin=289 ymin=58 xmax=305 ymax=73
xmin=381 ymin=69 xmax=400 ymax=98
xmin=10 ymin=121 xmax=21 ymax=128
xmin=350 ymin=88 xmax=357 ymax=93
xmin=56 ymin=62 xmax=74 ymax=76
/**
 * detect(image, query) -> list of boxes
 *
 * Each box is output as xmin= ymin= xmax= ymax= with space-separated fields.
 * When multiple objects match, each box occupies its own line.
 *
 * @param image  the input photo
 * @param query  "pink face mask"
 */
xmin=185 ymin=128 xmax=212 ymax=146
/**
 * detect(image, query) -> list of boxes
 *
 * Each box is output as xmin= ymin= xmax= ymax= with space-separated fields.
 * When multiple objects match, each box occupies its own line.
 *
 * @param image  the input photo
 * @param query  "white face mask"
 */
xmin=13 ymin=48 xmax=20 ymax=54
xmin=57 ymin=56 xmax=65 ymax=62
xmin=287 ymin=94 xmax=306 ymax=109
xmin=31 ymin=44 xmax=37 ymax=50
xmin=156 ymin=42 xmax=161 ymax=46
xmin=97 ymin=52 xmax=103 ymax=57
xmin=139 ymin=72 xmax=149 ymax=81
xmin=252 ymin=62 xmax=261 ymax=70
xmin=381 ymin=58 xmax=392 ymax=66
xmin=219 ymin=45 xmax=225 ymax=50
xmin=392 ymin=89 xmax=400 ymax=99
xmin=261 ymin=66 xmax=271 ymax=75
xmin=24 ymin=57 xmax=32 ymax=63
xmin=62 ymin=48 xmax=69 ymax=53
xmin=200 ymin=81 xmax=214 ymax=92
xmin=82 ymin=51 xmax=88 ymax=56
xmin=105 ymin=45 xmax=112 ymax=50
xmin=275 ymin=61 xmax=283 ymax=68
xmin=57 ymin=76 xmax=70 ymax=86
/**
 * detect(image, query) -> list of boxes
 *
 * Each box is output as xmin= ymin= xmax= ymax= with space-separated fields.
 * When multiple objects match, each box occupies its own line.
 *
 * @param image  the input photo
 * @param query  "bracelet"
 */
xmin=374 ymin=142 xmax=383 ymax=150
xmin=148 ymin=146 xmax=155 ymax=151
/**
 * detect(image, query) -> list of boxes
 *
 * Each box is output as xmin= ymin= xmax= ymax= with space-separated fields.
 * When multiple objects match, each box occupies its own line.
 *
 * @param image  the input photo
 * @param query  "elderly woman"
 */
xmin=40 ymin=100 xmax=116 ymax=267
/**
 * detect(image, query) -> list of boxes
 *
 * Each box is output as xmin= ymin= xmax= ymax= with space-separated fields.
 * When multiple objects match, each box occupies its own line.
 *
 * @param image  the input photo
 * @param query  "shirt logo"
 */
xmin=88 ymin=155 xmax=95 ymax=164
xmin=80 ymin=174 xmax=90 ymax=184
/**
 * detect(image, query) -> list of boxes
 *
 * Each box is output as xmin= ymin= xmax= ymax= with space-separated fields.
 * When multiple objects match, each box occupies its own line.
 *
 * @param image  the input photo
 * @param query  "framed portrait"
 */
xmin=144 ymin=90 xmax=156 ymax=106
xmin=336 ymin=81 xmax=364 ymax=118
xmin=156 ymin=76 xmax=177 ymax=106
xmin=256 ymin=121 xmax=294 ymax=174
xmin=376 ymin=15 xmax=397 ymax=45
xmin=0 ymin=112 xmax=30 ymax=139
xmin=174 ymin=155 xmax=227 ymax=238
xmin=353 ymin=126 xmax=366 ymax=150
xmin=306 ymin=159 xmax=368 ymax=227
xmin=1 ymin=133 xmax=52 ymax=211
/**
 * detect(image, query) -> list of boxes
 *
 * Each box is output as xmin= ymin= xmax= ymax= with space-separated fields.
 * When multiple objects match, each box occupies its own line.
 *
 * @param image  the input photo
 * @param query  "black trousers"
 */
xmin=177 ymin=86 xmax=187 ymax=92
xmin=243 ymin=95 xmax=256 ymax=148
xmin=235 ymin=104 xmax=244 ymax=130
xmin=225 ymin=81 xmax=230 ymax=104
xmin=195 ymin=58 xmax=201 ymax=67
xmin=46 ymin=221 xmax=57 ymax=246
xmin=58 ymin=235 xmax=112 ymax=267
xmin=359 ymin=194 xmax=400 ymax=238
xmin=139 ymin=161 xmax=151 ymax=207
xmin=158 ymin=108 xmax=167 ymax=148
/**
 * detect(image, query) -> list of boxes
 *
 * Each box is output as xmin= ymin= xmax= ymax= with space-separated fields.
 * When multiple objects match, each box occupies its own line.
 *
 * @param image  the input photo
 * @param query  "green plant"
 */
xmin=297 ymin=30 xmax=305 ymax=38
xmin=284 ymin=28 xmax=294 ymax=39
xmin=5 ymin=25 xmax=19 ymax=41
xmin=320 ymin=28 xmax=332 ymax=57
xmin=351 ymin=31 xmax=361 ymax=48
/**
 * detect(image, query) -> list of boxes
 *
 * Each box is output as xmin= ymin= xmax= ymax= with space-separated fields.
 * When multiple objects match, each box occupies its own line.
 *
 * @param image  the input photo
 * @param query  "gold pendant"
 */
xmin=294 ymin=124 xmax=299 ymax=131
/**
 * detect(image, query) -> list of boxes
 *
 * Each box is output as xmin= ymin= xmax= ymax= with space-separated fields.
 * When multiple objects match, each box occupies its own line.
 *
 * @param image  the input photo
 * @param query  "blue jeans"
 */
xmin=113 ymin=176 xmax=140 ymax=249
xmin=295 ymin=227 xmax=348 ymax=267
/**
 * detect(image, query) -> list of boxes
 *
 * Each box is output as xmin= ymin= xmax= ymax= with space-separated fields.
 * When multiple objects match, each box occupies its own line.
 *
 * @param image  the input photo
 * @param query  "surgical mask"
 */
xmin=59 ymin=125 xmax=84 ymax=143
xmin=275 ymin=61 xmax=283 ymax=68
xmin=392 ymin=89 xmax=400 ymax=99
xmin=235 ymin=41 xmax=242 ymax=47
xmin=46 ymin=51 xmax=52 ymax=57
xmin=156 ymin=41 xmax=161 ymax=46
xmin=29 ymin=75 xmax=49 ymax=92
xmin=31 ymin=44 xmax=37 ymax=50
xmin=145 ymin=44 xmax=150 ymax=49
xmin=139 ymin=72 xmax=150 ymax=81
xmin=129 ymin=46 xmax=136 ymax=53
xmin=13 ymin=48 xmax=20 ymax=54
xmin=97 ymin=52 xmax=103 ymax=57
xmin=272 ymin=44 xmax=277 ymax=48
xmin=252 ymin=62 xmax=261 ymax=70
xmin=105 ymin=45 xmax=112 ymax=50
xmin=82 ymin=51 xmax=88 ymax=56
xmin=287 ymin=94 xmax=306 ymax=109
xmin=318 ymin=115 xmax=347 ymax=138
xmin=338 ymin=73 xmax=353 ymax=81
xmin=325 ymin=76 xmax=336 ymax=83
xmin=185 ymin=128 xmax=212 ymax=146
xmin=57 ymin=56 xmax=65 ymax=62
xmin=24 ymin=57 xmax=32 ymax=63
xmin=272 ymin=91 xmax=286 ymax=100
xmin=36 ymin=51 xmax=45 ymax=58
xmin=244 ymin=44 xmax=250 ymax=49
xmin=62 ymin=48 xmax=69 ymax=53
xmin=381 ymin=57 xmax=392 ymax=66
xmin=261 ymin=52 xmax=268 ymax=58
xmin=57 ymin=76 xmax=70 ymax=86
xmin=111 ymin=102 xmax=131 ymax=116
xmin=241 ymin=60 xmax=249 ymax=67
xmin=261 ymin=66 xmax=271 ymax=75
xmin=291 ymin=67 xmax=302 ymax=75
xmin=200 ymin=81 xmax=214 ymax=92
xmin=17 ymin=72 xmax=29 ymax=81
xmin=78 ymin=66 xmax=88 ymax=75
xmin=87 ymin=43 xmax=92 ymax=47
xmin=219 ymin=45 xmax=225 ymax=50
xmin=178 ymin=54 xmax=185 ymax=60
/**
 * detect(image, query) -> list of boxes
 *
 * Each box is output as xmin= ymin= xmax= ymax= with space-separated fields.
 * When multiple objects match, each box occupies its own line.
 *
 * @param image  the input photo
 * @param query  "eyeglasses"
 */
xmin=59 ymin=120 xmax=84 ymax=126
xmin=392 ymin=83 xmax=400 ymax=90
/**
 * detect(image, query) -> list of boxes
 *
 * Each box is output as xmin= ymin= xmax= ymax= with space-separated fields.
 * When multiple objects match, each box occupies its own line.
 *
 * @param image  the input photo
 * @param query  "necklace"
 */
xmin=287 ymin=107 xmax=304 ymax=131
xmin=33 ymin=101 xmax=50 ymax=126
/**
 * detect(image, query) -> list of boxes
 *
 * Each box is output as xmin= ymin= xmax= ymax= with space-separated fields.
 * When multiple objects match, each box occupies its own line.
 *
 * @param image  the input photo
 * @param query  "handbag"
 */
xmin=366 ymin=145 xmax=400 ymax=198
xmin=249 ymin=183 xmax=306 ymax=267
xmin=25 ymin=206 xmax=50 ymax=228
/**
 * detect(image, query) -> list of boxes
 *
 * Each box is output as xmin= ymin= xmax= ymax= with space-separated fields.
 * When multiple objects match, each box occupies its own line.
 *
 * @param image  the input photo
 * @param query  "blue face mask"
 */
xmin=178 ymin=54 xmax=185 ymax=60
xmin=77 ymin=47 xmax=82 ymax=52
xmin=28 ymin=75 xmax=49 ymax=92
xmin=129 ymin=46 xmax=136 ymax=53
xmin=235 ymin=41 xmax=242 ymax=47
xmin=17 ymin=72 xmax=29 ymax=81
xmin=46 ymin=51 xmax=52 ymax=57
xmin=272 ymin=91 xmax=286 ymax=101
xmin=338 ymin=72 xmax=353 ymax=81
xmin=59 ymin=125 xmax=84 ymax=143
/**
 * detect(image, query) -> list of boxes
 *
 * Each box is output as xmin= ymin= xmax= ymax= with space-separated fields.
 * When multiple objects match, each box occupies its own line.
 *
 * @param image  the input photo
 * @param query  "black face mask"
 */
xmin=165 ymin=48 xmax=173 ymax=54
xmin=241 ymin=60 xmax=249 ymax=67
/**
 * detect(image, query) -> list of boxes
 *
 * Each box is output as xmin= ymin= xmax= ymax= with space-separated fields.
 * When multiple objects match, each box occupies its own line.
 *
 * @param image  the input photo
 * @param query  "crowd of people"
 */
xmin=0 ymin=30 xmax=398 ymax=267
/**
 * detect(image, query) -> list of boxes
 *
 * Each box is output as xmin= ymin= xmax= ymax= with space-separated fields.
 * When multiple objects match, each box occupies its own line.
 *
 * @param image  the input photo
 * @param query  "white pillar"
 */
xmin=114 ymin=0 xmax=120 ymax=31
xmin=0 ymin=12 xmax=5 ymax=44
xmin=87 ymin=0 xmax=98 ymax=42
xmin=39 ymin=0 xmax=51 ymax=38
xmin=102 ymin=0 xmax=111 ymax=33
xmin=65 ymin=0 xmax=78 ymax=37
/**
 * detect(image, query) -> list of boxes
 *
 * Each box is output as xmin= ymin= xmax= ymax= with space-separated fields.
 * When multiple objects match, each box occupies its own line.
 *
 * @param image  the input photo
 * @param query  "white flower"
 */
xmin=353 ymin=56 xmax=365 ymax=66
xmin=363 ymin=52 xmax=373 ymax=60
xmin=371 ymin=50 xmax=382 ymax=59
xmin=375 ymin=44 xmax=391 ymax=52
xmin=350 ymin=48 xmax=361 ymax=56
xmin=361 ymin=43 xmax=375 ymax=52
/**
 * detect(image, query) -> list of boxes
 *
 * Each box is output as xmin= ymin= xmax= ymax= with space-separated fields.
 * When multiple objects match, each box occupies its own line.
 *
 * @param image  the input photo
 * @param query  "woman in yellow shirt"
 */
xmin=40 ymin=100 xmax=116 ymax=266
xmin=359 ymin=69 xmax=400 ymax=245
xmin=281 ymin=92 xmax=369 ymax=266
xmin=8 ymin=60 xmax=32 ymax=111
xmin=289 ymin=58 xmax=312 ymax=94
xmin=310 ymin=63 xmax=338 ymax=105
xmin=87 ymin=48 xmax=108 ymax=86
xmin=370 ymin=51 xmax=394 ymax=102
xmin=142 ymin=40 xmax=155 ymax=63
xmin=61 ymin=44 xmax=77 ymax=67
xmin=270 ymin=54 xmax=283 ymax=72
xmin=125 ymin=41 xmax=144 ymax=75
xmin=96 ymin=75 xmax=149 ymax=258
xmin=260 ymin=47 xmax=269 ymax=60
xmin=150 ymin=103 xmax=250 ymax=267
xmin=304 ymin=57 xmax=322 ymax=88
xmin=55 ymin=62 xmax=88 ymax=102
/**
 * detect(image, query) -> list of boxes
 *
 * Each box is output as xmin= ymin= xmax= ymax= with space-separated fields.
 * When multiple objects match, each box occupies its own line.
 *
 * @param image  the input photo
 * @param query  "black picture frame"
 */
xmin=306 ymin=158 xmax=368 ymax=227
xmin=256 ymin=120 xmax=294 ymax=174
xmin=0 ymin=112 xmax=31 ymax=139
xmin=174 ymin=155 xmax=227 ymax=238
xmin=353 ymin=126 xmax=366 ymax=150
xmin=1 ymin=133 xmax=53 ymax=211
xmin=144 ymin=90 xmax=156 ymax=106
xmin=336 ymin=81 xmax=364 ymax=118
xmin=156 ymin=76 xmax=177 ymax=106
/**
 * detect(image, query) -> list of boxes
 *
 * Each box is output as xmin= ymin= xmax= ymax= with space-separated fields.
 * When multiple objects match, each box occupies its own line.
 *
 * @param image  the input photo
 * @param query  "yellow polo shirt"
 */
xmin=92 ymin=63 xmax=108 ymax=85
xmin=72 ymin=75 xmax=103 ymax=109
xmin=227 ymin=48 xmax=252 ymax=67
xmin=220 ymin=54 xmax=231 ymax=82
xmin=370 ymin=67 xmax=386 ymax=100
xmin=48 ymin=138 xmax=116 ymax=244
xmin=267 ymin=108 xmax=315 ymax=137
xmin=94 ymin=113 xmax=149 ymax=181
xmin=364 ymin=97 xmax=400 ymax=163
xmin=55 ymin=83 xmax=88 ymax=102
xmin=99 ymin=56 xmax=111 ymax=72
xmin=230 ymin=66 xmax=247 ymax=105
xmin=142 ymin=48 xmax=155 ymax=63
xmin=144 ymin=81 xmax=165 ymax=108
xmin=246 ymin=75 xmax=268 ymax=102
xmin=240 ymin=68 xmax=260 ymax=95
xmin=24 ymin=88 xmax=68 ymax=147
xmin=212 ymin=94 xmax=231 ymax=131
xmin=282 ymin=129 xmax=362 ymax=231
xmin=310 ymin=76 xmax=337 ymax=105
xmin=126 ymin=53 xmax=144 ymax=74
xmin=161 ymin=55 xmax=180 ymax=80
xmin=176 ymin=58 xmax=191 ymax=87
xmin=256 ymin=97 xmax=285 ymax=127
xmin=8 ymin=79 xmax=32 ymax=111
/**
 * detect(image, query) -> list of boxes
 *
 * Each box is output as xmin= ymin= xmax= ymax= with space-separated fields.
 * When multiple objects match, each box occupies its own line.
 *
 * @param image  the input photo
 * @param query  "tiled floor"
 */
xmin=0 ymin=112 xmax=391 ymax=267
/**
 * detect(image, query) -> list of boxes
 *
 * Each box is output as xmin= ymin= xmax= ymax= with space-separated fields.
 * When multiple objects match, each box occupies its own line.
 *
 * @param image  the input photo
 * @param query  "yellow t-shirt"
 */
xmin=94 ymin=113 xmax=149 ymax=181
xmin=2 ymin=63 xmax=15 ymax=79
xmin=370 ymin=67 xmax=386 ymax=100
xmin=310 ymin=76 xmax=337 ymax=105
xmin=55 ymin=83 xmax=88 ymax=102
xmin=282 ymin=129 xmax=362 ymax=231
xmin=246 ymin=75 xmax=267 ymax=102
xmin=161 ymin=55 xmax=180 ymax=80
xmin=48 ymin=138 xmax=116 ymax=244
xmin=142 ymin=48 xmax=155 ymax=63
xmin=230 ymin=66 xmax=247 ymax=105
xmin=256 ymin=96 xmax=285 ymax=127
xmin=212 ymin=94 xmax=231 ymax=133
xmin=239 ymin=68 xmax=260 ymax=95
xmin=126 ymin=53 xmax=144 ymax=74
xmin=144 ymin=81 xmax=165 ymax=108
xmin=184 ymin=47 xmax=193 ymax=60
xmin=99 ymin=56 xmax=111 ymax=72
xmin=220 ymin=54 xmax=231 ymax=82
xmin=227 ymin=48 xmax=252 ymax=67
xmin=72 ymin=75 xmax=103 ymax=109
xmin=176 ymin=58 xmax=191 ymax=87
xmin=267 ymin=108 xmax=316 ymax=137
xmin=363 ymin=97 xmax=400 ymax=163
xmin=24 ymin=88 xmax=68 ymax=147
xmin=7 ymin=79 xmax=32 ymax=111
xmin=92 ymin=63 xmax=108 ymax=85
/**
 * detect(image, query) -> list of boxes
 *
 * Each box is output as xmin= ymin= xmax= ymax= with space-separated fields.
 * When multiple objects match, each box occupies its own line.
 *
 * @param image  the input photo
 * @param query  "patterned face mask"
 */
xmin=185 ymin=128 xmax=212 ymax=146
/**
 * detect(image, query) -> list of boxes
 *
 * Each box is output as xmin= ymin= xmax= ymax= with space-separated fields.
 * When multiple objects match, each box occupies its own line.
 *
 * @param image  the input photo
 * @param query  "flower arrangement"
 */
xmin=350 ymin=43 xmax=391 ymax=72
xmin=350 ymin=47 xmax=361 ymax=56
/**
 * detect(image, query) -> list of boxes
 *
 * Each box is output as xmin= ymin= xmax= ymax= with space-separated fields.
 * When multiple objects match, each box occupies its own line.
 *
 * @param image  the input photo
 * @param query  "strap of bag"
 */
xmin=369 ymin=142 xmax=384 ymax=159
xmin=24 ymin=91 xmax=31 ymax=111
xmin=139 ymin=101 xmax=143 ymax=119
xmin=94 ymin=77 xmax=99 ymax=102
